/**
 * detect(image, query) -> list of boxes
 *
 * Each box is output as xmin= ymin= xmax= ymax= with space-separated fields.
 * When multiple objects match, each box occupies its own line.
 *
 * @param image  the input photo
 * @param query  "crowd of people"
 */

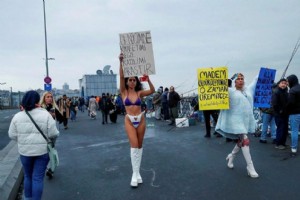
xmin=7 ymin=68 xmax=300 ymax=198
xmin=258 ymin=75 xmax=300 ymax=155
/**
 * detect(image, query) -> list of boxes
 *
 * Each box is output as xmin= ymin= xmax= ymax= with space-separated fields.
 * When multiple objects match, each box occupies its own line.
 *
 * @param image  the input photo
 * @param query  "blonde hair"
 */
xmin=39 ymin=91 xmax=59 ymax=110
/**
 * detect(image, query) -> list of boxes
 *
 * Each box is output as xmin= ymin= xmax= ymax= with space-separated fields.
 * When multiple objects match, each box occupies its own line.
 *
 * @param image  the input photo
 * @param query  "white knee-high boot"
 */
xmin=137 ymin=148 xmax=143 ymax=184
xmin=241 ymin=145 xmax=259 ymax=178
xmin=130 ymin=148 xmax=139 ymax=187
xmin=226 ymin=144 xmax=240 ymax=169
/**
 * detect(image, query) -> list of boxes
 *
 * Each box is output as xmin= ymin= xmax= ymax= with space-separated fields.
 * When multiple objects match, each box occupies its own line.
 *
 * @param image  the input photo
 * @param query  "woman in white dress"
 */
xmin=215 ymin=73 xmax=259 ymax=178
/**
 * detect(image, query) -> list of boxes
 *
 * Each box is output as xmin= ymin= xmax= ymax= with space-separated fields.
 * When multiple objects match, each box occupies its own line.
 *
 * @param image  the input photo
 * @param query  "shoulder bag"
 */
xmin=25 ymin=110 xmax=59 ymax=172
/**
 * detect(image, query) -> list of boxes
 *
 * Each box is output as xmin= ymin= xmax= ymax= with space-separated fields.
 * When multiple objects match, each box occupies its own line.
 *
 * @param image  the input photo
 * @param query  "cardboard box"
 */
xmin=175 ymin=118 xmax=189 ymax=128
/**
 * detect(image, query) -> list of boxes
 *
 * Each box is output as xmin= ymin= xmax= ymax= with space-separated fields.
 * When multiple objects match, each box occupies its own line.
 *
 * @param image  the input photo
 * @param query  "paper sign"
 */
xmin=254 ymin=67 xmax=276 ymax=108
xmin=119 ymin=30 xmax=155 ymax=77
xmin=197 ymin=67 xmax=229 ymax=110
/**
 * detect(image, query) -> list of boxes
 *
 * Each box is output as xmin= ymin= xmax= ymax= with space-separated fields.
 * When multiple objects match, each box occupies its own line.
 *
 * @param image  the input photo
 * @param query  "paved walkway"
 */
xmin=2 ymin=110 xmax=300 ymax=200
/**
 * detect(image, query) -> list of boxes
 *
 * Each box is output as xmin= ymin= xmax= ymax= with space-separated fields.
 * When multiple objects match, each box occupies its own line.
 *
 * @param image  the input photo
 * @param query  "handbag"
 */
xmin=25 ymin=110 xmax=59 ymax=172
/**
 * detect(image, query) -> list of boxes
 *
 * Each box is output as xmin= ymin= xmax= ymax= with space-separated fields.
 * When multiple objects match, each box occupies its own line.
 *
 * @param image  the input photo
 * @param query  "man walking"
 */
xmin=168 ymin=86 xmax=181 ymax=125
xmin=286 ymin=74 xmax=300 ymax=153
xmin=57 ymin=94 xmax=70 ymax=129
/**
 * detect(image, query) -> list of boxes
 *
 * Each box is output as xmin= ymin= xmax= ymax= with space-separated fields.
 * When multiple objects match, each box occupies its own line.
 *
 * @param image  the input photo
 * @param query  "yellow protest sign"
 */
xmin=197 ymin=67 xmax=229 ymax=110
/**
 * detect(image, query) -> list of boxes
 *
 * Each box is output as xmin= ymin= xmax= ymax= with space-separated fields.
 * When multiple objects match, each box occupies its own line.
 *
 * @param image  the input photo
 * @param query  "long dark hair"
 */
xmin=124 ymin=76 xmax=143 ymax=91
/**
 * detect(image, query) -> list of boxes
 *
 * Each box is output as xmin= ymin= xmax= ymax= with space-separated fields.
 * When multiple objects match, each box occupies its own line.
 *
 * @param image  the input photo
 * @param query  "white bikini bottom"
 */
xmin=126 ymin=112 xmax=145 ymax=128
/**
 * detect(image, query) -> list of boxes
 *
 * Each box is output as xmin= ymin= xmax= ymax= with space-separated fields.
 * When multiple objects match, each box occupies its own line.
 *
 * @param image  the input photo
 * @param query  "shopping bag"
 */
xmin=47 ymin=143 xmax=59 ymax=172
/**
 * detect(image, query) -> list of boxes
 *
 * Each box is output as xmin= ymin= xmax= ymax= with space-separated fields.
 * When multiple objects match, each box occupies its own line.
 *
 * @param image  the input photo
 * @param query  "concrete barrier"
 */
xmin=0 ymin=141 xmax=23 ymax=200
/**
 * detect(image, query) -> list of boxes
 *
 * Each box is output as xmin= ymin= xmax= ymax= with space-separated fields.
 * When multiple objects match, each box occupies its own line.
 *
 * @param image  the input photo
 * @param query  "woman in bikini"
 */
xmin=119 ymin=53 xmax=155 ymax=187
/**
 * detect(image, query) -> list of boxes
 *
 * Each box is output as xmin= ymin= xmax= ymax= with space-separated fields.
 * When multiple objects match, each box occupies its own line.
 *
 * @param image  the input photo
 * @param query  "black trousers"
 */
xmin=101 ymin=111 xmax=108 ymax=123
xmin=63 ymin=112 xmax=68 ymax=127
xmin=203 ymin=110 xmax=219 ymax=136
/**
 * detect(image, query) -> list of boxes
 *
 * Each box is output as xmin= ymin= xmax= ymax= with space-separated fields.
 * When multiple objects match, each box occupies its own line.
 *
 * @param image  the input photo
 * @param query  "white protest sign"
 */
xmin=119 ymin=30 xmax=156 ymax=77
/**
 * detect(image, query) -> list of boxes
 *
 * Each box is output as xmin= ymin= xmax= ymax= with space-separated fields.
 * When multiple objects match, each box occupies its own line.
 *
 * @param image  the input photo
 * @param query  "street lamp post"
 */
xmin=10 ymin=87 xmax=13 ymax=108
xmin=43 ymin=0 xmax=49 ymax=77
xmin=0 ymin=83 xmax=6 ymax=109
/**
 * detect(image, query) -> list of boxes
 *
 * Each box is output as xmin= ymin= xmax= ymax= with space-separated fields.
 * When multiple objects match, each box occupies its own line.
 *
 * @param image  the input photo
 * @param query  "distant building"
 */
xmin=37 ymin=83 xmax=80 ymax=100
xmin=0 ymin=90 xmax=25 ymax=108
xmin=79 ymin=65 xmax=117 ymax=98
xmin=62 ymin=83 xmax=70 ymax=90
xmin=52 ymin=88 xmax=80 ymax=100
xmin=52 ymin=83 xmax=79 ymax=99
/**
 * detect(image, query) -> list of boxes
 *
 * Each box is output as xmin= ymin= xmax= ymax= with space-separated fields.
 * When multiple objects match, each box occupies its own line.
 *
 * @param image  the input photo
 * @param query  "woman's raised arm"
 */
xmin=119 ymin=53 xmax=126 ymax=95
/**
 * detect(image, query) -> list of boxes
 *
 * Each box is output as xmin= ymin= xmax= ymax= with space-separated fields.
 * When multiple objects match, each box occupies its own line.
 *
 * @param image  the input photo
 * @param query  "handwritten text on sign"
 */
xmin=119 ymin=31 xmax=156 ymax=77
xmin=254 ymin=67 xmax=276 ymax=108
xmin=197 ymin=67 xmax=229 ymax=110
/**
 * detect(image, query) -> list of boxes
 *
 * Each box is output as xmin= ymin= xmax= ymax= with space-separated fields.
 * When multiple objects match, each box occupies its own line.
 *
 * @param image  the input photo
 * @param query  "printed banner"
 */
xmin=119 ymin=30 xmax=155 ymax=77
xmin=254 ymin=67 xmax=276 ymax=108
xmin=197 ymin=67 xmax=229 ymax=110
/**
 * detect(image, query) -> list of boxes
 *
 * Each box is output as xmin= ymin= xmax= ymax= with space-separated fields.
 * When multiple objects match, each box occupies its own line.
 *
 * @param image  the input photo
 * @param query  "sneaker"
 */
xmin=168 ymin=122 xmax=175 ymax=126
xmin=277 ymin=145 xmax=286 ymax=150
xmin=259 ymin=139 xmax=267 ymax=144
xmin=291 ymin=148 xmax=297 ymax=153
xmin=46 ymin=169 xmax=54 ymax=179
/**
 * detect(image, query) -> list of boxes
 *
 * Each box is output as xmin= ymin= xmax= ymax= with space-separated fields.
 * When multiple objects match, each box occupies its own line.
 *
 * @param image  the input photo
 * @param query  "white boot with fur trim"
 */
xmin=226 ymin=144 xmax=240 ymax=169
xmin=241 ymin=145 xmax=259 ymax=178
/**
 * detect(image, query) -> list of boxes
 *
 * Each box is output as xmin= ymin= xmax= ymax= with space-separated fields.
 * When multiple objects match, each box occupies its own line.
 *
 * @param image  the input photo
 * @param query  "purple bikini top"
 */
xmin=124 ymin=97 xmax=142 ymax=106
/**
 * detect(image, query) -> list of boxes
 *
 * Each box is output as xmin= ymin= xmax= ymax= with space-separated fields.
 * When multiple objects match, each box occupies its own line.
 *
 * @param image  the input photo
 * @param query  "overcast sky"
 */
xmin=1 ymin=0 xmax=299 ymax=96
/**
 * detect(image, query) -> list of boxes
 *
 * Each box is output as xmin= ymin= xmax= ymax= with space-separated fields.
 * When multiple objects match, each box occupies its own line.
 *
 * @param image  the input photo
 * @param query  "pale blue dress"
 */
xmin=215 ymin=78 xmax=257 ymax=139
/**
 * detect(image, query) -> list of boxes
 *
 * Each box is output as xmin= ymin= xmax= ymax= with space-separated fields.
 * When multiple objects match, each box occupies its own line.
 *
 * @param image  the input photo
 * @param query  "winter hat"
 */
xmin=21 ymin=90 xmax=40 ymax=111
xmin=277 ymin=78 xmax=287 ymax=85
xmin=286 ymin=74 xmax=299 ymax=88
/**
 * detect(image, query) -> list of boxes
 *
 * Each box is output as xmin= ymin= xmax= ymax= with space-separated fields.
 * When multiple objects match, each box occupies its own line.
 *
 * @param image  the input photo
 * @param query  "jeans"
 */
xmin=275 ymin=116 xmax=289 ymax=146
xmin=197 ymin=111 xmax=204 ymax=122
xmin=70 ymin=110 xmax=76 ymax=121
xmin=162 ymin=102 xmax=170 ymax=120
xmin=260 ymin=113 xmax=276 ymax=140
xmin=290 ymin=114 xmax=300 ymax=149
xmin=20 ymin=153 xmax=49 ymax=200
